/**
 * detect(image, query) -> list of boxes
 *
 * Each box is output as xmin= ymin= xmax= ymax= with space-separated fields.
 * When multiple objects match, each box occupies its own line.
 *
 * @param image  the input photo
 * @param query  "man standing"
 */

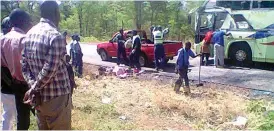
xmin=153 ymin=25 xmax=166 ymax=71
xmin=129 ymin=30 xmax=141 ymax=72
xmin=1 ymin=9 xmax=32 ymax=130
xmin=1 ymin=16 xmax=16 ymax=130
xmin=22 ymin=1 xmax=72 ymax=130
xmin=70 ymin=35 xmax=76 ymax=66
xmin=115 ymin=29 xmax=129 ymax=65
xmin=174 ymin=42 xmax=200 ymax=95
xmin=73 ymin=35 xmax=83 ymax=78
xmin=212 ymin=30 xmax=230 ymax=67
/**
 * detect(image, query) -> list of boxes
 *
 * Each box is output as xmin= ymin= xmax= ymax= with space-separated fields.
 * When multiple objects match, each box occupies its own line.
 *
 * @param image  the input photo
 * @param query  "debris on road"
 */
xmin=98 ymin=66 xmax=107 ymax=75
xmin=97 ymin=64 xmax=145 ymax=79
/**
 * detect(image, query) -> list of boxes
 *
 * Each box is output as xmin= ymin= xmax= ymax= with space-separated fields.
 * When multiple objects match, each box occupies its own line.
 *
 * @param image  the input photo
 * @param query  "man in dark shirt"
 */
xmin=74 ymin=35 xmax=83 ymax=77
xmin=115 ymin=29 xmax=129 ymax=65
xmin=129 ymin=30 xmax=141 ymax=71
xmin=174 ymin=42 xmax=200 ymax=95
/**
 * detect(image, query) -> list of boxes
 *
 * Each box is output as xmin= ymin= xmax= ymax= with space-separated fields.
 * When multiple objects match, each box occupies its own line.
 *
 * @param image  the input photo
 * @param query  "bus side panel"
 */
xmin=265 ymin=36 xmax=274 ymax=63
xmin=253 ymin=37 xmax=267 ymax=62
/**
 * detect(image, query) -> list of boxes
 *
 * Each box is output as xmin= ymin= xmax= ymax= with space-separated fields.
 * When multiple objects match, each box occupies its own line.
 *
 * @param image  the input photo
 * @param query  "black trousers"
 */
xmin=117 ymin=47 xmax=129 ymax=65
xmin=201 ymin=53 xmax=210 ymax=65
xmin=154 ymin=44 xmax=166 ymax=69
xmin=129 ymin=50 xmax=141 ymax=70
xmin=12 ymin=81 xmax=31 ymax=130
xmin=75 ymin=53 xmax=83 ymax=77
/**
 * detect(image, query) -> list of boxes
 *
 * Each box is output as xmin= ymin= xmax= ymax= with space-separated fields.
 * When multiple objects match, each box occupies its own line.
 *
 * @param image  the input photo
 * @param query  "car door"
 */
xmin=108 ymin=33 xmax=119 ymax=57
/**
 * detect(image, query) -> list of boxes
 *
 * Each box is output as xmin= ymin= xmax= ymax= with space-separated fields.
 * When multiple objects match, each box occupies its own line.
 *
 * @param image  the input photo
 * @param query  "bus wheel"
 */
xmin=230 ymin=44 xmax=252 ymax=66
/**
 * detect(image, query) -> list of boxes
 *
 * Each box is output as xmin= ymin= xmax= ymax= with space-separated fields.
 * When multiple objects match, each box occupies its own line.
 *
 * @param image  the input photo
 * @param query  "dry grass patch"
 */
xmin=71 ymin=72 xmax=273 ymax=130
xmin=7 ymin=64 xmax=272 ymax=130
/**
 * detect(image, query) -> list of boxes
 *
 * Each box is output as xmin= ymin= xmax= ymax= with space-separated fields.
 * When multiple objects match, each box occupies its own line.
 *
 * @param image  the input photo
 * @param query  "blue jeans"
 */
xmin=154 ymin=44 xmax=166 ymax=69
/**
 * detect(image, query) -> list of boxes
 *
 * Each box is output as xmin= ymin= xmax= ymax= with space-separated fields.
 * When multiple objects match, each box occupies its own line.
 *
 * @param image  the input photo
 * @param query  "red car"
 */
xmin=97 ymin=30 xmax=182 ymax=67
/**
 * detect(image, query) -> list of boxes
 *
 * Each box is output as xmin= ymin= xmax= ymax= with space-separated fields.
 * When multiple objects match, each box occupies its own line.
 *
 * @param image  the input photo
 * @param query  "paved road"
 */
xmin=67 ymin=43 xmax=274 ymax=92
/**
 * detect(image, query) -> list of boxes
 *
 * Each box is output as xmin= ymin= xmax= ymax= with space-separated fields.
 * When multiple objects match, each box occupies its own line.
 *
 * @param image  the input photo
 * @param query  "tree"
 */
xmin=1 ymin=1 xmax=203 ymax=41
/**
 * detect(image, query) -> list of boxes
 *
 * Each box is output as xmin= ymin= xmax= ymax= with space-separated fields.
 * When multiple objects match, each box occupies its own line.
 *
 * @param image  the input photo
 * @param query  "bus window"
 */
xmin=200 ymin=13 xmax=213 ymax=29
xmin=232 ymin=14 xmax=253 ymax=29
xmin=221 ymin=15 xmax=237 ymax=30
xmin=252 ymin=0 xmax=274 ymax=9
xmin=215 ymin=12 xmax=228 ymax=29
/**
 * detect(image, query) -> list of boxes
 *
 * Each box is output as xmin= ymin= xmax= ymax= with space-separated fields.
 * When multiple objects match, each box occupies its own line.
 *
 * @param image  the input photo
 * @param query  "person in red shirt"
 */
xmin=200 ymin=31 xmax=213 ymax=66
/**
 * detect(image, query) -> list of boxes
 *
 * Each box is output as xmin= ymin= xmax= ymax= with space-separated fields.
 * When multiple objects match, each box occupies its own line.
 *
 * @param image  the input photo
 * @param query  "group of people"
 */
xmin=115 ymin=25 xmax=168 ymax=72
xmin=200 ymin=30 xmax=231 ymax=67
xmin=1 ymin=1 xmax=73 ymax=130
xmin=174 ymin=29 xmax=230 ymax=95
xmin=115 ymin=29 xmax=142 ymax=72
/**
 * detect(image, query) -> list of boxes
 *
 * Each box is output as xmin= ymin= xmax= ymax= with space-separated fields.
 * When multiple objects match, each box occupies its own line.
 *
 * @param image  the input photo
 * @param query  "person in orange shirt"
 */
xmin=200 ymin=31 xmax=213 ymax=66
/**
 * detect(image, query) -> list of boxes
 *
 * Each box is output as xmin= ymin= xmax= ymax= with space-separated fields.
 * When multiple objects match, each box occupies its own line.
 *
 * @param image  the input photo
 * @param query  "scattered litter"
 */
xmin=113 ymin=66 xmax=126 ymax=76
xmin=230 ymin=116 xmax=248 ymax=127
xmin=118 ymin=73 xmax=127 ymax=79
xmin=144 ymin=102 xmax=152 ymax=108
xmin=98 ymin=66 xmax=106 ymax=75
xmin=106 ymin=67 xmax=114 ymax=75
xmin=119 ymin=115 xmax=127 ymax=120
xmin=101 ymin=97 xmax=111 ymax=104
xmin=112 ymin=65 xmax=145 ymax=79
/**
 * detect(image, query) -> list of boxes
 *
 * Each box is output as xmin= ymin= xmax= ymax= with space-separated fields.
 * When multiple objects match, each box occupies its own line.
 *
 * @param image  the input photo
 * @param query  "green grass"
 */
xmin=246 ymin=100 xmax=274 ymax=130
xmin=258 ymin=110 xmax=274 ymax=130
xmin=29 ymin=113 xmax=38 ymax=130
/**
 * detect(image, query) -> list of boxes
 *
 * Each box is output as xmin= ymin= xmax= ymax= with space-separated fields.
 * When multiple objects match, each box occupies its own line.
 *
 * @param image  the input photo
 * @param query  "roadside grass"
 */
xmin=3 ymin=64 xmax=273 ymax=130
xmin=67 ymin=71 xmax=273 ymax=130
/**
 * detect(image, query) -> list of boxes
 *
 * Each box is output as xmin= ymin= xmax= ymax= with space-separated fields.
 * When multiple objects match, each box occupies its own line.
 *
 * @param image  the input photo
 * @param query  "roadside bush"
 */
xmin=258 ymin=111 xmax=274 ymax=130
xmin=81 ymin=36 xmax=100 ymax=43
xmin=247 ymin=100 xmax=266 ymax=114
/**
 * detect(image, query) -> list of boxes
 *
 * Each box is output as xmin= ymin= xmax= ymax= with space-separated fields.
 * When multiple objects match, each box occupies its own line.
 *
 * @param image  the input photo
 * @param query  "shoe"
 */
xmin=183 ymin=86 xmax=191 ymax=96
xmin=174 ymin=84 xmax=181 ymax=94
xmin=134 ymin=68 xmax=139 ymax=73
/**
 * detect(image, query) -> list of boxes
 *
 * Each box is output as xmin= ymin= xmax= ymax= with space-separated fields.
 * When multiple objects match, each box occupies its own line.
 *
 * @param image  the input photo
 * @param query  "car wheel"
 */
xmin=99 ymin=49 xmax=109 ymax=61
xmin=139 ymin=53 xmax=148 ymax=67
xmin=230 ymin=44 xmax=252 ymax=66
